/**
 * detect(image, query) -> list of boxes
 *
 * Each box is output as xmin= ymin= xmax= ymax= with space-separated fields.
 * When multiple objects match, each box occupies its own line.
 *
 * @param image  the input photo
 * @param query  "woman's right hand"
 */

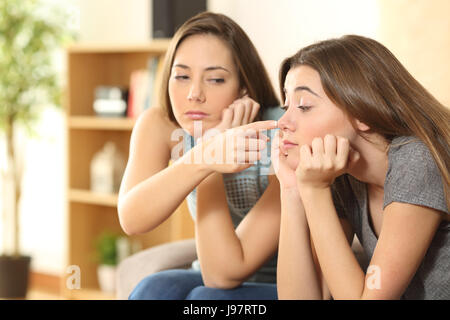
xmin=187 ymin=120 xmax=278 ymax=174
xmin=271 ymin=130 xmax=298 ymax=190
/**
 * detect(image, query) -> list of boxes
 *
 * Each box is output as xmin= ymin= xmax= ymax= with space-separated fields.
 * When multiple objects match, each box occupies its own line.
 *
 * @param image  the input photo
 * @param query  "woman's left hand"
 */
xmin=295 ymin=135 xmax=360 ymax=190
xmin=214 ymin=95 xmax=260 ymax=133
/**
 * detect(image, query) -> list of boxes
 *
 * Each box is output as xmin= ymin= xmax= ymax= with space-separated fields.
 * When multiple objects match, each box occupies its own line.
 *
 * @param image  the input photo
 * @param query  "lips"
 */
xmin=282 ymin=139 xmax=298 ymax=149
xmin=185 ymin=110 xmax=209 ymax=120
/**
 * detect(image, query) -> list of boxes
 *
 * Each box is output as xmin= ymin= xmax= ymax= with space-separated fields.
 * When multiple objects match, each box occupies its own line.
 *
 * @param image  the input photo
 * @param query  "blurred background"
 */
xmin=0 ymin=0 xmax=448 ymax=300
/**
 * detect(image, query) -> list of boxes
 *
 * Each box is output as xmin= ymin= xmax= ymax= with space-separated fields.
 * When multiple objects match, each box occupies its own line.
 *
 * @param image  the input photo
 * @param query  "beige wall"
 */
xmin=210 ymin=0 xmax=379 ymax=97
xmin=78 ymin=0 xmax=150 ymax=43
xmin=378 ymin=0 xmax=450 ymax=107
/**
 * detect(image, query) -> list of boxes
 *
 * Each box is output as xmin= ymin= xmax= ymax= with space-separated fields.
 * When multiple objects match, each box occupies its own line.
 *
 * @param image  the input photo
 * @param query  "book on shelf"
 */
xmin=127 ymin=56 xmax=159 ymax=118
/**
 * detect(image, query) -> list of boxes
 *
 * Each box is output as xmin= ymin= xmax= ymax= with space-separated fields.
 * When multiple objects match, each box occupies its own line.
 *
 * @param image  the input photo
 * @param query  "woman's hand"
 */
xmin=195 ymin=95 xmax=261 ymax=147
xmin=189 ymin=120 xmax=278 ymax=174
xmin=295 ymin=135 xmax=360 ymax=191
xmin=271 ymin=130 xmax=298 ymax=190
xmin=214 ymin=95 xmax=261 ymax=132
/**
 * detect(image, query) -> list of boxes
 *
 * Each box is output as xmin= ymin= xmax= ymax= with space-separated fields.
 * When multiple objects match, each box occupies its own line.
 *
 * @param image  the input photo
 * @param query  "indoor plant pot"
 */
xmin=97 ymin=264 xmax=117 ymax=294
xmin=0 ymin=1 xmax=72 ymax=300
xmin=0 ymin=255 xmax=31 ymax=298
xmin=96 ymin=231 xmax=120 ymax=294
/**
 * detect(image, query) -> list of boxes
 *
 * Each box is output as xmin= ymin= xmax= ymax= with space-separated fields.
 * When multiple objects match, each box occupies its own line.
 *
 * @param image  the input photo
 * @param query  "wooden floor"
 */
xmin=0 ymin=272 xmax=65 ymax=300
xmin=0 ymin=289 xmax=65 ymax=300
xmin=25 ymin=289 xmax=65 ymax=300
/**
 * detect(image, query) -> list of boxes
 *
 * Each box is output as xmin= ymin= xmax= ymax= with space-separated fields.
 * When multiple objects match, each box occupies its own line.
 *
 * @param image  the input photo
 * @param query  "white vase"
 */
xmin=97 ymin=265 xmax=116 ymax=294
xmin=90 ymin=142 xmax=126 ymax=194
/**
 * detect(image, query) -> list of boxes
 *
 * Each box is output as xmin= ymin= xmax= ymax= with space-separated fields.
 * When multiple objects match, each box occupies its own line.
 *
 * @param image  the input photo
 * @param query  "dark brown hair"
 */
xmin=280 ymin=35 xmax=450 ymax=209
xmin=159 ymin=11 xmax=279 ymax=124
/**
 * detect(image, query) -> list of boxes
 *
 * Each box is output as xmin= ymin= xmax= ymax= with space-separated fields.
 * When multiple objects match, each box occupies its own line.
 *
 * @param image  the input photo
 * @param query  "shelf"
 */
xmin=68 ymin=116 xmax=136 ymax=131
xmin=67 ymin=40 xmax=172 ymax=54
xmin=69 ymin=189 xmax=118 ymax=207
xmin=64 ymin=40 xmax=195 ymax=301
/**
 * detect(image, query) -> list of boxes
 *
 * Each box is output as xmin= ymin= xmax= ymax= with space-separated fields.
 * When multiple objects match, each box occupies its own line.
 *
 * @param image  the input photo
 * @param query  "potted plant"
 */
xmin=95 ymin=231 xmax=121 ymax=294
xmin=0 ymin=0 xmax=73 ymax=298
xmin=95 ymin=231 xmax=139 ymax=295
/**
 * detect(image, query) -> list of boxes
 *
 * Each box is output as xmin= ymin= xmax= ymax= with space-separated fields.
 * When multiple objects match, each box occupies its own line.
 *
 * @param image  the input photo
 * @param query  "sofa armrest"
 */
xmin=116 ymin=238 xmax=197 ymax=300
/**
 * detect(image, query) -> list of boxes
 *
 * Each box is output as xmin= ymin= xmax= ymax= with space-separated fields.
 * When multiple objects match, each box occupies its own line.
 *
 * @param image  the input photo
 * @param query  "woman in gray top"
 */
xmin=273 ymin=35 xmax=449 ymax=299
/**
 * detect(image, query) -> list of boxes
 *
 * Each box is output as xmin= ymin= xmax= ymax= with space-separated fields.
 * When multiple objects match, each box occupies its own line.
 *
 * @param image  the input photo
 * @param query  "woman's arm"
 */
xmin=296 ymin=135 xmax=444 ymax=299
xmin=301 ymin=188 xmax=443 ymax=299
xmin=277 ymin=186 xmax=354 ymax=300
xmin=277 ymin=187 xmax=323 ymax=299
xmin=118 ymin=95 xmax=276 ymax=236
xmin=195 ymin=174 xmax=281 ymax=288
xmin=300 ymin=187 xmax=366 ymax=299
xmin=118 ymin=108 xmax=213 ymax=235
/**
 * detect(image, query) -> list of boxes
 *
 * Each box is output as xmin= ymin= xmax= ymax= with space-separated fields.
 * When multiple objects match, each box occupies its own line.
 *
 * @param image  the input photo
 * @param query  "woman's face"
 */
xmin=168 ymin=34 xmax=241 ymax=135
xmin=278 ymin=65 xmax=358 ymax=170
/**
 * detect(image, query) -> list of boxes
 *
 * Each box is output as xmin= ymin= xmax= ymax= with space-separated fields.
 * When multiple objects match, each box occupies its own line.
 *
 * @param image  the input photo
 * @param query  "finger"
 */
xmin=311 ymin=137 xmax=324 ymax=162
xmin=324 ymin=134 xmax=337 ymax=157
xmin=299 ymin=144 xmax=312 ymax=165
xmin=336 ymin=136 xmax=350 ymax=168
xmin=247 ymin=138 xmax=267 ymax=151
xmin=235 ymin=128 xmax=270 ymax=143
xmin=258 ymin=133 xmax=269 ymax=141
xmin=218 ymin=107 xmax=233 ymax=130
xmin=245 ymin=151 xmax=261 ymax=163
xmin=249 ymin=102 xmax=260 ymax=123
xmin=240 ymin=120 xmax=278 ymax=132
xmin=271 ymin=130 xmax=281 ymax=150
xmin=236 ymin=150 xmax=261 ymax=164
xmin=231 ymin=103 xmax=245 ymax=127
xmin=236 ymin=136 xmax=267 ymax=151
xmin=272 ymin=130 xmax=286 ymax=156
xmin=271 ymin=130 xmax=281 ymax=158
xmin=242 ymin=99 xmax=253 ymax=124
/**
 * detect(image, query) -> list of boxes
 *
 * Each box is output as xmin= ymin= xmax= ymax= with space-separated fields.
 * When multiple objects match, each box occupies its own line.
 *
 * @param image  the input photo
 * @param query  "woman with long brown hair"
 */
xmin=274 ymin=35 xmax=449 ymax=299
xmin=119 ymin=12 xmax=283 ymax=299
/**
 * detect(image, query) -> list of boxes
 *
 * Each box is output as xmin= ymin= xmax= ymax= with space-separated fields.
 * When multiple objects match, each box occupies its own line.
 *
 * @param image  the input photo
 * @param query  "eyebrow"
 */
xmin=283 ymin=86 xmax=320 ymax=98
xmin=173 ymin=64 xmax=230 ymax=73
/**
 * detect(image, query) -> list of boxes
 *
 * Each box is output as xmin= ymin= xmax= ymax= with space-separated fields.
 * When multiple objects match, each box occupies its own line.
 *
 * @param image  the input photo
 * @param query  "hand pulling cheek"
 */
xmin=295 ymin=135 xmax=361 ymax=189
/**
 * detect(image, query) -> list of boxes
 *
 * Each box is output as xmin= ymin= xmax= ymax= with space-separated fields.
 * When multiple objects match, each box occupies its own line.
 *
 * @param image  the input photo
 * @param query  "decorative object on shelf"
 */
xmin=127 ymin=56 xmax=159 ymax=118
xmin=93 ymin=86 xmax=129 ymax=117
xmin=95 ymin=231 xmax=140 ymax=294
xmin=90 ymin=142 xmax=126 ymax=194
xmin=0 ymin=0 xmax=74 ymax=298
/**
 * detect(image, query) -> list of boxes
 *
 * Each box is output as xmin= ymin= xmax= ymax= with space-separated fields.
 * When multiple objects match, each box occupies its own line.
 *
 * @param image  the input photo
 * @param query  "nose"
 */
xmin=277 ymin=107 xmax=296 ymax=132
xmin=187 ymin=82 xmax=205 ymax=103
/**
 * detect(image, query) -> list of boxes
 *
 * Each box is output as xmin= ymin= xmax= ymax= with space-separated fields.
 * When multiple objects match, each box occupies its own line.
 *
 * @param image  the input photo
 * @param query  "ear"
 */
xmin=355 ymin=119 xmax=370 ymax=132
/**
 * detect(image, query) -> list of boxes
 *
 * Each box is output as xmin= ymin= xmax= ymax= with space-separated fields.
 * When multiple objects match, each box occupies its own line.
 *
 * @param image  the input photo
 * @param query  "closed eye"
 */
xmin=174 ymin=75 xmax=189 ymax=80
xmin=208 ymin=78 xmax=225 ymax=84
xmin=280 ymin=105 xmax=288 ymax=111
xmin=297 ymin=105 xmax=311 ymax=112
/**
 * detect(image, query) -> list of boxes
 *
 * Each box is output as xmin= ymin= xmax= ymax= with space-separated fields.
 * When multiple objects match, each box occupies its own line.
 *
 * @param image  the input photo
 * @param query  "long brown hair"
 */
xmin=280 ymin=35 xmax=450 ymax=209
xmin=159 ymin=11 xmax=279 ymax=124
